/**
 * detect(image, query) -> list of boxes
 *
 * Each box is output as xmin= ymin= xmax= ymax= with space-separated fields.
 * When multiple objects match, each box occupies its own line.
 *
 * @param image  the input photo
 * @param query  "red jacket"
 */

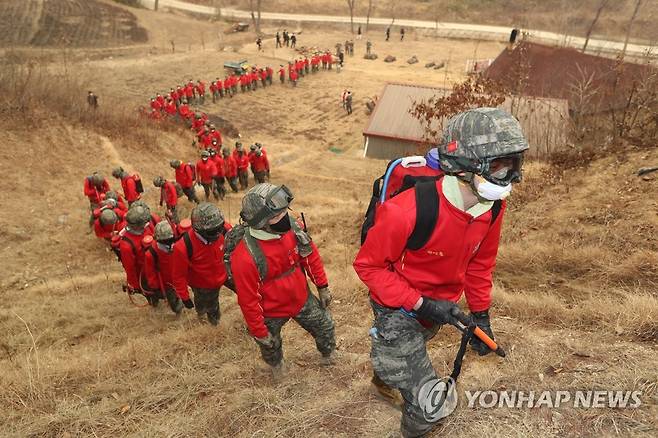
xmin=93 ymin=218 xmax=125 ymax=240
xmin=84 ymin=177 xmax=110 ymax=204
xmin=209 ymin=130 xmax=222 ymax=145
xmin=196 ymin=81 xmax=205 ymax=95
xmin=178 ymin=104 xmax=192 ymax=119
xmin=164 ymin=101 xmax=177 ymax=116
xmin=353 ymin=180 xmax=505 ymax=313
xmin=196 ymin=159 xmax=217 ymax=183
xmin=171 ymin=230 xmax=228 ymax=300
xmin=118 ymin=230 xmax=148 ymax=290
xmin=290 ymin=70 xmax=298 ymax=81
xmin=279 ymin=67 xmax=285 ymax=77
xmin=170 ymin=90 xmax=178 ymax=101
xmin=223 ymin=155 xmax=237 ymax=178
xmin=120 ymin=175 xmax=140 ymax=202
xmin=234 ymin=151 xmax=250 ymax=171
xmin=211 ymin=155 xmax=225 ymax=177
xmin=192 ymin=118 xmax=206 ymax=131
xmin=185 ymin=84 xmax=194 ymax=97
xmin=251 ymin=153 xmax=269 ymax=172
xmin=175 ymin=163 xmax=195 ymax=188
xmin=143 ymin=243 xmax=175 ymax=290
xmin=156 ymin=95 xmax=165 ymax=107
xmin=160 ymin=181 xmax=178 ymax=208
xmin=231 ymin=229 xmax=329 ymax=338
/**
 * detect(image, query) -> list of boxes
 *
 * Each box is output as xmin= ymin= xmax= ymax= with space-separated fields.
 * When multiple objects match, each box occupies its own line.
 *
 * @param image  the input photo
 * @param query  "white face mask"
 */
xmin=473 ymin=175 xmax=512 ymax=201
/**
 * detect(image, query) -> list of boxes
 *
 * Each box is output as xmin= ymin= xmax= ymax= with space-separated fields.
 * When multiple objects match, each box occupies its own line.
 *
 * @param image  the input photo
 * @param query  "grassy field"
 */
xmin=0 ymin=2 xmax=656 ymax=437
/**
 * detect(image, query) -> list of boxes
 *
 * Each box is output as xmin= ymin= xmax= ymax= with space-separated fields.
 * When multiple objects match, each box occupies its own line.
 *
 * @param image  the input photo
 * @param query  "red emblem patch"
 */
xmin=447 ymin=141 xmax=458 ymax=152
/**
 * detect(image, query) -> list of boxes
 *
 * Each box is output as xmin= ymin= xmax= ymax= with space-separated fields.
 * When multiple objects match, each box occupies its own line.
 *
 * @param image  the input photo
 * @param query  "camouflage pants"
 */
xmin=238 ymin=169 xmax=249 ymax=190
xmin=257 ymin=291 xmax=335 ymax=367
xmin=182 ymin=186 xmax=199 ymax=203
xmin=370 ymin=300 xmax=443 ymax=438
xmin=254 ymin=170 xmax=267 ymax=184
xmin=228 ymin=177 xmax=239 ymax=193
xmin=200 ymin=182 xmax=212 ymax=200
xmin=212 ymin=176 xmax=226 ymax=200
xmin=192 ymin=287 xmax=220 ymax=325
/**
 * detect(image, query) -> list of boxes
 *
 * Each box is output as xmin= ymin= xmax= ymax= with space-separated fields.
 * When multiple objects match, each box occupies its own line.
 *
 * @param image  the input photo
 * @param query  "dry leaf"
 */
xmin=120 ymin=404 xmax=131 ymax=414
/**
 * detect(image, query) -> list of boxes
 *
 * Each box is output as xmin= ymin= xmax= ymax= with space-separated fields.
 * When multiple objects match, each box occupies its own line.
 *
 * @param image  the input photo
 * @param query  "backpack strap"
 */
xmin=406 ymin=180 xmax=440 ymax=251
xmin=243 ymin=230 xmax=268 ymax=281
xmin=146 ymin=246 xmax=159 ymax=272
xmin=121 ymin=235 xmax=137 ymax=256
xmin=490 ymin=200 xmax=503 ymax=225
xmin=182 ymin=232 xmax=193 ymax=260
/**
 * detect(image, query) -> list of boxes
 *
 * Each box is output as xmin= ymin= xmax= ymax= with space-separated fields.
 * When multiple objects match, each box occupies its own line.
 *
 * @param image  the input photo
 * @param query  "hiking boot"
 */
xmin=207 ymin=310 xmax=220 ymax=326
xmin=271 ymin=361 xmax=287 ymax=383
xmin=320 ymin=350 xmax=338 ymax=366
xmin=371 ymin=373 xmax=403 ymax=411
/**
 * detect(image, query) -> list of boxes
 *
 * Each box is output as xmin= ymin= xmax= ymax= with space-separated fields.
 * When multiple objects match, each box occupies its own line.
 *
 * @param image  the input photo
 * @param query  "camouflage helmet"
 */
xmin=170 ymin=159 xmax=182 ymax=169
xmin=153 ymin=176 xmax=165 ymax=187
xmin=437 ymin=107 xmax=529 ymax=185
xmin=99 ymin=208 xmax=119 ymax=226
xmin=90 ymin=172 xmax=104 ymax=186
xmin=191 ymin=202 xmax=224 ymax=234
xmin=130 ymin=200 xmax=151 ymax=214
xmin=222 ymin=147 xmax=230 ymax=156
xmin=200 ymin=150 xmax=210 ymax=159
xmin=235 ymin=141 xmax=242 ymax=148
xmin=111 ymin=167 xmax=125 ymax=179
xmin=126 ymin=205 xmax=150 ymax=228
xmin=105 ymin=190 xmax=119 ymax=201
xmin=154 ymin=221 xmax=175 ymax=242
xmin=240 ymin=183 xmax=294 ymax=229
xmin=249 ymin=144 xmax=257 ymax=151
xmin=102 ymin=198 xmax=117 ymax=209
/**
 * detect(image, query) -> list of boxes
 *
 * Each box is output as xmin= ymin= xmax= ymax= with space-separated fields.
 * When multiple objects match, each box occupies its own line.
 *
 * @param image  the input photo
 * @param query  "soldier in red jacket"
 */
xmin=353 ymin=108 xmax=529 ymax=437
xmin=208 ymin=125 xmax=222 ymax=146
xmin=170 ymin=160 xmax=199 ymax=204
xmin=266 ymin=66 xmax=273 ymax=85
xmin=250 ymin=147 xmax=270 ymax=183
xmin=153 ymin=176 xmax=179 ymax=223
xmin=279 ymin=65 xmax=285 ymax=84
xmin=84 ymin=172 xmax=110 ymax=208
xmin=195 ymin=80 xmax=206 ymax=104
xmin=142 ymin=222 xmax=183 ymax=313
xmin=209 ymin=148 xmax=226 ymax=200
xmin=231 ymin=183 xmax=335 ymax=380
xmin=233 ymin=142 xmax=250 ymax=190
xmin=171 ymin=203 xmax=229 ymax=325
xmin=196 ymin=150 xmax=217 ymax=201
xmin=93 ymin=208 xmax=125 ymax=241
xmin=117 ymin=205 xmax=152 ymax=294
xmin=104 ymin=190 xmax=128 ymax=213
xmin=111 ymin=167 xmax=141 ymax=205
xmin=164 ymin=98 xmax=177 ymax=116
xmin=222 ymin=147 xmax=238 ymax=193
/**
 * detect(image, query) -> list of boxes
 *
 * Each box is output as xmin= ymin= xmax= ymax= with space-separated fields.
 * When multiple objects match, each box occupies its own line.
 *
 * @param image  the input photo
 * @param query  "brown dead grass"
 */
xmin=0 ymin=7 xmax=656 ymax=438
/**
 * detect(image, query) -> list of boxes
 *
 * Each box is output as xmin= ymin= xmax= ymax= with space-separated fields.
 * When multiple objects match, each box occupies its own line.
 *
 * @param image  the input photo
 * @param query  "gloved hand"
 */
xmin=469 ymin=310 xmax=495 ymax=356
xmin=183 ymin=299 xmax=195 ymax=309
xmin=318 ymin=287 xmax=332 ymax=308
xmin=254 ymin=332 xmax=275 ymax=349
xmin=414 ymin=297 xmax=459 ymax=325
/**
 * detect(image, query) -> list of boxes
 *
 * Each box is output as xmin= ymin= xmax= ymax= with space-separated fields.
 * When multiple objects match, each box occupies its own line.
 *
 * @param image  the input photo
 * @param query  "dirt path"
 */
xmin=99 ymin=135 xmax=129 ymax=170
xmin=137 ymin=0 xmax=655 ymax=59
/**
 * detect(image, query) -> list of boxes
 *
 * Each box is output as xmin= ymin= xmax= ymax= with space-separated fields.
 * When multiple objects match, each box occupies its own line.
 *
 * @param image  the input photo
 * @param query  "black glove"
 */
xmin=415 ymin=297 xmax=459 ymax=325
xmin=183 ymin=299 xmax=195 ymax=309
xmin=469 ymin=310 xmax=495 ymax=356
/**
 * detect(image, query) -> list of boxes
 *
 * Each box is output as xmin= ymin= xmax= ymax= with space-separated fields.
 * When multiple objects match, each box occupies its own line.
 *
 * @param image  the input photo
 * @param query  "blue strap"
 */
xmin=380 ymin=158 xmax=403 ymax=204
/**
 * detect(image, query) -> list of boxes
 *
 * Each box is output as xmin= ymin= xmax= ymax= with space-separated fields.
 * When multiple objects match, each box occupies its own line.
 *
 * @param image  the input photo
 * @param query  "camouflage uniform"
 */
xmin=370 ymin=300 xmax=443 ymax=438
xmin=192 ymin=287 xmax=220 ymax=325
xmin=257 ymin=290 xmax=335 ymax=366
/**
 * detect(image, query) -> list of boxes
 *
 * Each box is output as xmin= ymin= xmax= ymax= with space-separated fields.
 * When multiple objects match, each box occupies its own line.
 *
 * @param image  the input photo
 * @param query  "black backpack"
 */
xmin=361 ymin=172 xmax=502 ymax=250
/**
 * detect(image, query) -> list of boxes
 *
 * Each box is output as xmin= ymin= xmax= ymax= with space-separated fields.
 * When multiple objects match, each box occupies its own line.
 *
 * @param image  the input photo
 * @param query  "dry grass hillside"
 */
xmin=0 ymin=3 xmax=656 ymax=437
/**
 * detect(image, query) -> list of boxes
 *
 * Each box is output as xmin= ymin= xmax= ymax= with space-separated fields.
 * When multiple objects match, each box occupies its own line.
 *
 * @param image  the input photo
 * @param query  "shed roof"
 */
xmin=363 ymin=82 xmax=571 ymax=158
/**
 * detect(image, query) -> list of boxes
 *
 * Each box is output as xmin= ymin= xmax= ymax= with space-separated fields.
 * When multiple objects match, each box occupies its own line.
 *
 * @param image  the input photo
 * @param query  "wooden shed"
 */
xmin=362 ymin=83 xmax=570 ymax=160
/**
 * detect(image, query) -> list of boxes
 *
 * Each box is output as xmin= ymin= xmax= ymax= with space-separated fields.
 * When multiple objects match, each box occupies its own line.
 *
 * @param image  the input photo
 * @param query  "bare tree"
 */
xmin=249 ymin=0 xmax=262 ymax=36
xmin=582 ymin=0 xmax=610 ymax=53
xmin=366 ymin=0 xmax=374 ymax=33
xmin=621 ymin=0 xmax=643 ymax=61
xmin=154 ymin=0 xmax=159 ymax=11
xmin=346 ymin=0 xmax=357 ymax=35
xmin=388 ymin=0 xmax=398 ymax=25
